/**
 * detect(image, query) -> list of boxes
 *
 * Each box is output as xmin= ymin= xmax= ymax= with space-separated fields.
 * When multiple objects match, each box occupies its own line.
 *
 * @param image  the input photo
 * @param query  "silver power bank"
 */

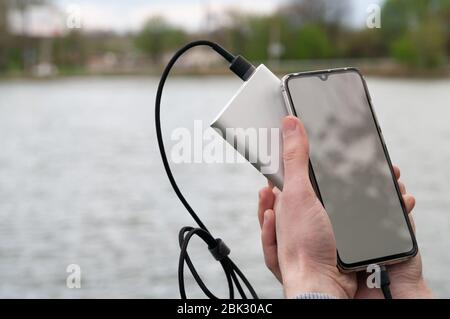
xmin=211 ymin=65 xmax=287 ymax=189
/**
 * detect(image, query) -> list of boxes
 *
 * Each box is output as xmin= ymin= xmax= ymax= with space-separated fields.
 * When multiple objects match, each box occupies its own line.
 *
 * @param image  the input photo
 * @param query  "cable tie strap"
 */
xmin=209 ymin=238 xmax=230 ymax=261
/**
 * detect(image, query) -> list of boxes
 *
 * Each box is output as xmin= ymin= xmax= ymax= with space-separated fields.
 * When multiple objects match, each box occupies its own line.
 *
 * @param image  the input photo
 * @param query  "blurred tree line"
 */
xmin=0 ymin=0 xmax=138 ymax=74
xmin=0 ymin=0 xmax=48 ymax=72
xmin=383 ymin=0 xmax=450 ymax=68
xmin=0 ymin=0 xmax=449 ymax=75
xmin=135 ymin=0 xmax=450 ymax=70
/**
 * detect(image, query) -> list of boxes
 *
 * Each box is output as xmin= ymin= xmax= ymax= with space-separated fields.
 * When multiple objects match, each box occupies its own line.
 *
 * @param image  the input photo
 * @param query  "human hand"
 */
xmin=257 ymin=116 xmax=356 ymax=299
xmin=354 ymin=166 xmax=433 ymax=299
xmin=258 ymin=116 xmax=433 ymax=299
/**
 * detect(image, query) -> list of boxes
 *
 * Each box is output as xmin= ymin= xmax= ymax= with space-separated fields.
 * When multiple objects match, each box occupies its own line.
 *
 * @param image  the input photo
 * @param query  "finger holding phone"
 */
xmin=257 ymin=68 xmax=432 ymax=298
xmin=258 ymin=116 xmax=433 ymax=298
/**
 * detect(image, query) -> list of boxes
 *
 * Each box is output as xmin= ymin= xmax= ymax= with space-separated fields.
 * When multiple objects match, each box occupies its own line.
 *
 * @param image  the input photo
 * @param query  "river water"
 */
xmin=0 ymin=76 xmax=449 ymax=298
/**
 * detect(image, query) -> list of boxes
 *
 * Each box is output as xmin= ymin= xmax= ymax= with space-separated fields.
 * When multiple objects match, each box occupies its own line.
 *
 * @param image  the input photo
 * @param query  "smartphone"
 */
xmin=281 ymin=68 xmax=417 ymax=272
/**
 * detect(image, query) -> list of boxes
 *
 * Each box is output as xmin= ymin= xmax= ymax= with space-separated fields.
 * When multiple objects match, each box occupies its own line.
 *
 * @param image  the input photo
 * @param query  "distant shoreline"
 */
xmin=1 ymin=62 xmax=449 ymax=80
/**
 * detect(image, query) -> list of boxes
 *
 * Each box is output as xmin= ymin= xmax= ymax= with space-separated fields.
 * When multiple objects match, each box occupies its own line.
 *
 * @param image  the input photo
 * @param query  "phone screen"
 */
xmin=286 ymin=70 xmax=415 ymax=267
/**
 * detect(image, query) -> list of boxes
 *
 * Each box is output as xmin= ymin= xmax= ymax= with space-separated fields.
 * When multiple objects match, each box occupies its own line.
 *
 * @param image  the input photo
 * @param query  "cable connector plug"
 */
xmin=229 ymin=55 xmax=256 ymax=81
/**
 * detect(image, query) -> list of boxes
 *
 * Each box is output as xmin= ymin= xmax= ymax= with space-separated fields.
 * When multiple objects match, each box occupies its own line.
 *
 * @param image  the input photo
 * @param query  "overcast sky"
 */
xmin=16 ymin=0 xmax=384 ymax=35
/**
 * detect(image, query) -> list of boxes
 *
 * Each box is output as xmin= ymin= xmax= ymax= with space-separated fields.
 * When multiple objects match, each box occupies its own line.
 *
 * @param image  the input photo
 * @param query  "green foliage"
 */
xmin=383 ymin=0 xmax=449 ymax=68
xmin=238 ymin=15 xmax=272 ymax=61
xmin=391 ymin=19 xmax=447 ymax=68
xmin=6 ymin=47 xmax=23 ymax=71
xmin=381 ymin=0 xmax=430 ymax=44
xmin=222 ymin=14 xmax=334 ymax=61
xmin=342 ymin=29 xmax=385 ymax=58
xmin=289 ymin=24 xmax=332 ymax=59
xmin=135 ymin=16 xmax=187 ymax=63
xmin=203 ymin=0 xmax=450 ymax=70
xmin=52 ymin=31 xmax=87 ymax=69
xmin=391 ymin=35 xmax=420 ymax=67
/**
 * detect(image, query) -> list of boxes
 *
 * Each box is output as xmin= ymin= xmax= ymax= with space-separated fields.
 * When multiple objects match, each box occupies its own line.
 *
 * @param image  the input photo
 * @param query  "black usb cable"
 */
xmin=155 ymin=40 xmax=257 ymax=299
xmin=380 ymin=265 xmax=392 ymax=299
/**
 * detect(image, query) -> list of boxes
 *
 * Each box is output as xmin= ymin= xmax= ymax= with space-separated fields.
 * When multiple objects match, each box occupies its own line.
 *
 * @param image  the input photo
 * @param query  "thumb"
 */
xmin=281 ymin=116 xmax=310 ymax=190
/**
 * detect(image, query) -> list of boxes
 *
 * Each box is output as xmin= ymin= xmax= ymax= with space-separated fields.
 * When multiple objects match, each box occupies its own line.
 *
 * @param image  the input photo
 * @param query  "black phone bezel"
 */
xmin=283 ymin=67 xmax=418 ymax=271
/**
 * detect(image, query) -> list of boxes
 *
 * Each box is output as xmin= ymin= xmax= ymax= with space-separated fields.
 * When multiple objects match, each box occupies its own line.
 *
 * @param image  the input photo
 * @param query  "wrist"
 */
xmin=392 ymin=278 xmax=434 ymax=299
xmin=282 ymin=261 xmax=353 ymax=299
